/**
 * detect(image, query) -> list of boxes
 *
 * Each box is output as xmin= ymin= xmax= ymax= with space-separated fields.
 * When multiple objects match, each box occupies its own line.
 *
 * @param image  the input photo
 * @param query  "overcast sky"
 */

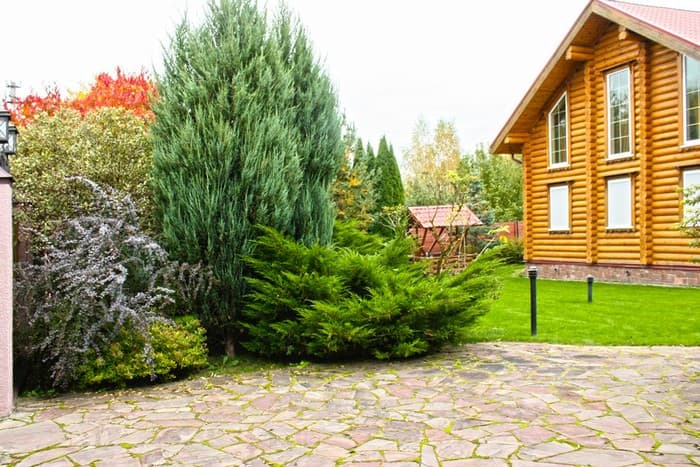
xmin=2 ymin=0 xmax=698 ymax=161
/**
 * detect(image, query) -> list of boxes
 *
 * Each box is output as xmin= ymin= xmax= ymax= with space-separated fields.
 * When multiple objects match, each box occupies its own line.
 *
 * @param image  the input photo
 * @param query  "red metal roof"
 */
xmin=408 ymin=205 xmax=482 ymax=228
xmin=601 ymin=0 xmax=700 ymax=48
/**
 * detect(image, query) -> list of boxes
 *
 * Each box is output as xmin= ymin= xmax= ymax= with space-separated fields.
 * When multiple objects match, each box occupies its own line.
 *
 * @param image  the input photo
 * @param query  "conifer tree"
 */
xmin=333 ymin=134 xmax=376 ymax=226
xmin=352 ymin=138 xmax=365 ymax=169
xmin=375 ymin=136 xmax=405 ymax=209
xmin=274 ymin=8 xmax=343 ymax=245
xmin=151 ymin=0 xmax=342 ymax=355
xmin=365 ymin=142 xmax=376 ymax=174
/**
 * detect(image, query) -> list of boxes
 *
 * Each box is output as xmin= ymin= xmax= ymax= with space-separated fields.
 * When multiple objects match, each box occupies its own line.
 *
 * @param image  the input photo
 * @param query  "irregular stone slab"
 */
xmin=420 ymin=444 xmax=439 ymax=467
xmin=15 ymin=447 xmax=79 ymax=467
xmin=517 ymin=440 xmax=576 ymax=460
xmin=68 ymin=445 xmax=130 ymax=465
xmin=356 ymin=438 xmax=399 ymax=451
xmin=262 ymin=445 xmax=309 ymax=464
xmin=0 ymin=421 xmax=66 ymax=453
xmin=583 ymin=415 xmax=637 ymax=434
xmin=546 ymin=447 xmax=643 ymax=466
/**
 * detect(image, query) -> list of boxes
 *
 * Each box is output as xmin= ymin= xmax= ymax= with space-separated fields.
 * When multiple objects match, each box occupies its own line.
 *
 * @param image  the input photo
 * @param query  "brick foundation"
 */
xmin=526 ymin=261 xmax=700 ymax=287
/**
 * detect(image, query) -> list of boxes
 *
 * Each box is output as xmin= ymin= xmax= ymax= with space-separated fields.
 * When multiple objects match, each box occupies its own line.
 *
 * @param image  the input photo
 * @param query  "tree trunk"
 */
xmin=224 ymin=330 xmax=236 ymax=358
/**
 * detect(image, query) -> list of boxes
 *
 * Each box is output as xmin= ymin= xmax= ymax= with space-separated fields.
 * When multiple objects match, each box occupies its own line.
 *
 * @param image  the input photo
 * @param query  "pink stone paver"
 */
xmin=1 ymin=343 xmax=698 ymax=466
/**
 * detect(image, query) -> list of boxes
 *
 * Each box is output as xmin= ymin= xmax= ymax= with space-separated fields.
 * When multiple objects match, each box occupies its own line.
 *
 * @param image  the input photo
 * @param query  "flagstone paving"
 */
xmin=0 ymin=343 xmax=698 ymax=466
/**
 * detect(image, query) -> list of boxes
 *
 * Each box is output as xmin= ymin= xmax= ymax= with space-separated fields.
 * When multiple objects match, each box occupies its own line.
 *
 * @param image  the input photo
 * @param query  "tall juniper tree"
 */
xmin=151 ymin=0 xmax=342 ymax=356
xmin=273 ymin=8 xmax=343 ymax=246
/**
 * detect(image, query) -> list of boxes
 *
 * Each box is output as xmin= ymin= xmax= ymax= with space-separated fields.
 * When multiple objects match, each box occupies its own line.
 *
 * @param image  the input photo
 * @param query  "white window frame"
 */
xmin=549 ymin=184 xmax=569 ymax=232
xmin=606 ymin=67 xmax=632 ymax=160
xmin=607 ymin=176 xmax=633 ymax=230
xmin=682 ymin=168 xmax=700 ymax=224
xmin=683 ymin=55 xmax=700 ymax=146
xmin=548 ymin=92 xmax=568 ymax=168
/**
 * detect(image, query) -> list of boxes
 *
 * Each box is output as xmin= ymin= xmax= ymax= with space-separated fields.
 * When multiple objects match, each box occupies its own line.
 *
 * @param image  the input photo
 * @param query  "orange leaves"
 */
xmin=6 ymin=69 xmax=157 ymax=126
xmin=9 ymin=85 xmax=64 ymax=126
xmin=70 ymin=68 xmax=156 ymax=119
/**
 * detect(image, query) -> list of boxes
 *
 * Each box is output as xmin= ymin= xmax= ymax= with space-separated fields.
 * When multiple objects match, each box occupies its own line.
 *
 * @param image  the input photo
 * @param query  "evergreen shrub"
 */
xmin=492 ymin=238 xmax=524 ymax=264
xmin=241 ymin=222 xmax=501 ymax=360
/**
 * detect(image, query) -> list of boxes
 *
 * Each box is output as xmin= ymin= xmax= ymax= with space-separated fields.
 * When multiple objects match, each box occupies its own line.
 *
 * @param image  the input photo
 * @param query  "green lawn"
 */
xmin=465 ymin=265 xmax=700 ymax=346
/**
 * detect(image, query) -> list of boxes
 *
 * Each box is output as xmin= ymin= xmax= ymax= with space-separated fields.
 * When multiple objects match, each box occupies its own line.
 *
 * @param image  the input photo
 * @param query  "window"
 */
xmin=549 ymin=184 xmax=569 ymax=231
xmin=607 ymin=177 xmax=632 ymax=229
xmin=683 ymin=168 xmax=700 ymax=224
xmin=549 ymin=93 xmax=568 ymax=167
xmin=607 ymin=68 xmax=632 ymax=159
xmin=683 ymin=55 xmax=700 ymax=145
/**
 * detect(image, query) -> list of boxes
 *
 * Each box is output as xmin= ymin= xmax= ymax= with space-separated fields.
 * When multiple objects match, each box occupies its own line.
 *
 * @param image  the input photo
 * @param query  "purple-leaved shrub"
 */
xmin=15 ymin=178 xmax=177 ymax=388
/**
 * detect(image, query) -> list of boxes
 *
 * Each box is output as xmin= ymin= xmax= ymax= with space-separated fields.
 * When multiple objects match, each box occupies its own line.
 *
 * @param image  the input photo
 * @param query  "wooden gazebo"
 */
xmin=407 ymin=205 xmax=483 ymax=260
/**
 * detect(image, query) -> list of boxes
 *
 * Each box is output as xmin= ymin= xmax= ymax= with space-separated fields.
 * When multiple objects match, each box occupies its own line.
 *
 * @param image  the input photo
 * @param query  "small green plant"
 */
xmin=492 ymin=238 xmax=524 ymax=264
xmin=78 ymin=316 xmax=208 ymax=388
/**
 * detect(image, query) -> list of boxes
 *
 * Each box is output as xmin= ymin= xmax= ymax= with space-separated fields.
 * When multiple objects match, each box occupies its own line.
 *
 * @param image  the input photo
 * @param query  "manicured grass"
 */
xmin=465 ymin=265 xmax=700 ymax=346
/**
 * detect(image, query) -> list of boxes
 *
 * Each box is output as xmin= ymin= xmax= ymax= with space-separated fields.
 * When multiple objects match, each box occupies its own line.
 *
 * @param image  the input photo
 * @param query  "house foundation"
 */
xmin=527 ymin=261 xmax=700 ymax=287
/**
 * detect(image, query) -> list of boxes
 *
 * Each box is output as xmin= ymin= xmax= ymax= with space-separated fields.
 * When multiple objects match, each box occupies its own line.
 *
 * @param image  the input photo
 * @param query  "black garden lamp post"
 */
xmin=0 ymin=110 xmax=18 ymax=173
xmin=0 ymin=110 xmax=10 ymax=142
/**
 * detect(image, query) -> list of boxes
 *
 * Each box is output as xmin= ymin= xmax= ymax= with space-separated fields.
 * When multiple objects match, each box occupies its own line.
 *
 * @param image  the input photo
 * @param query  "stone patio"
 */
xmin=0 ymin=343 xmax=698 ymax=466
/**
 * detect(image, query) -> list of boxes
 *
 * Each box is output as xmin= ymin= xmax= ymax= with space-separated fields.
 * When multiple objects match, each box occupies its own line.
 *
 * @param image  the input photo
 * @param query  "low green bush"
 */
xmin=241 ymin=223 xmax=501 ymax=361
xmin=77 ymin=316 xmax=208 ymax=388
xmin=492 ymin=237 xmax=524 ymax=264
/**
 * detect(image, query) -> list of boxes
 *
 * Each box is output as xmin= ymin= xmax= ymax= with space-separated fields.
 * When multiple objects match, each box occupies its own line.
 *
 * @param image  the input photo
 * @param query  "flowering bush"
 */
xmin=14 ymin=178 xmax=206 ymax=389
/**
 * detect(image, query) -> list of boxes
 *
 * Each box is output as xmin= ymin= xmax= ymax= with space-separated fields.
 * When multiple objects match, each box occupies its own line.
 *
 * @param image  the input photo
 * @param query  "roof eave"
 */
xmin=490 ymin=0 xmax=700 ymax=155
xmin=490 ymin=0 xmax=596 ymax=155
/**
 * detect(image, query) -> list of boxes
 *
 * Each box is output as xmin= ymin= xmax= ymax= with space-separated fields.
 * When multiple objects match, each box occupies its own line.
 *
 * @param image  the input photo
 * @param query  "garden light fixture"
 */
xmin=4 ymin=125 xmax=17 ymax=155
xmin=0 ymin=110 xmax=9 ymax=144
xmin=0 ymin=116 xmax=16 ymax=173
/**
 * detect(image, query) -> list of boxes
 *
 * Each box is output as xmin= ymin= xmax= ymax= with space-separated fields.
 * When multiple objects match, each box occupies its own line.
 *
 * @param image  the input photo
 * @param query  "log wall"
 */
xmin=523 ymin=23 xmax=700 ymax=269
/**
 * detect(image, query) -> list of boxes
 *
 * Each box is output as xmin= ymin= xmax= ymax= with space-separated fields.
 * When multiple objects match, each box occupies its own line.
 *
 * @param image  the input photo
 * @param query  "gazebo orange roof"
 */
xmin=408 ymin=205 xmax=482 ymax=228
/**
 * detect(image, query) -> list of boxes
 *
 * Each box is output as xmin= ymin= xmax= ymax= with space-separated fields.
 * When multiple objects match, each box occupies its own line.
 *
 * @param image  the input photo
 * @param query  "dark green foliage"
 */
xmin=353 ymin=137 xmax=377 ymax=177
xmin=374 ymin=136 xmax=405 ymax=210
xmin=77 ymin=316 xmax=208 ymax=388
xmin=240 ymin=223 xmax=501 ymax=360
xmin=274 ymin=7 xmax=343 ymax=246
xmin=332 ymin=219 xmax=384 ymax=254
xmin=151 ymin=0 xmax=342 ymax=350
xmin=460 ymin=147 xmax=523 ymax=222
xmin=365 ymin=142 xmax=376 ymax=173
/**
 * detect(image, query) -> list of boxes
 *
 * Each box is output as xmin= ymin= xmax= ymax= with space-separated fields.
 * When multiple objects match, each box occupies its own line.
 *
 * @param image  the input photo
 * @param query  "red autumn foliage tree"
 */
xmin=6 ymin=69 xmax=156 ymax=126
xmin=9 ymin=86 xmax=64 ymax=126
xmin=70 ymin=68 xmax=155 ymax=118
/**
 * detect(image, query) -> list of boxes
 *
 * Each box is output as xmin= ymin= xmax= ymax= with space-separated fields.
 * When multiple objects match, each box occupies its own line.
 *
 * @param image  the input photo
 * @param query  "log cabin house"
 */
xmin=491 ymin=0 xmax=700 ymax=285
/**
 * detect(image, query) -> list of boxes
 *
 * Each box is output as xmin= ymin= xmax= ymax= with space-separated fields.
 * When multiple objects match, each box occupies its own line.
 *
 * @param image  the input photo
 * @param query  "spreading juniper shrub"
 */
xmin=240 ymin=222 xmax=501 ymax=361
